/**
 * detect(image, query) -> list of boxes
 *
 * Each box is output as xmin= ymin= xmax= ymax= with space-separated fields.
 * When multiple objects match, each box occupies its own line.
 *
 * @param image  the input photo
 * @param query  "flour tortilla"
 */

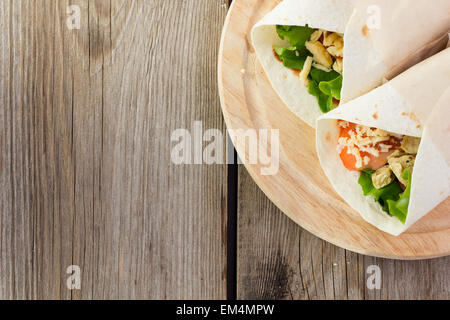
xmin=252 ymin=0 xmax=450 ymax=127
xmin=316 ymin=48 xmax=450 ymax=236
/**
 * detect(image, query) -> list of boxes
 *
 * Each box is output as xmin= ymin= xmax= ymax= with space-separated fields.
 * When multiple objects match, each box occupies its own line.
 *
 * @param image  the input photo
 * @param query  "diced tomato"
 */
xmin=339 ymin=146 xmax=358 ymax=171
xmin=339 ymin=121 xmax=357 ymax=138
xmin=338 ymin=121 xmax=401 ymax=171
xmin=340 ymin=148 xmax=398 ymax=172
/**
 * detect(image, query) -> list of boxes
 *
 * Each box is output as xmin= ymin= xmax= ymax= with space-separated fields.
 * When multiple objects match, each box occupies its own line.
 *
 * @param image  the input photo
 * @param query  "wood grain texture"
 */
xmin=237 ymin=167 xmax=450 ymax=300
xmin=0 ymin=0 xmax=229 ymax=300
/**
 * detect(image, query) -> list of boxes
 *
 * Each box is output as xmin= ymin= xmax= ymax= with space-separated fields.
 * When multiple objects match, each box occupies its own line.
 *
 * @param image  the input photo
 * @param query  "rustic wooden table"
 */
xmin=0 ymin=0 xmax=448 ymax=300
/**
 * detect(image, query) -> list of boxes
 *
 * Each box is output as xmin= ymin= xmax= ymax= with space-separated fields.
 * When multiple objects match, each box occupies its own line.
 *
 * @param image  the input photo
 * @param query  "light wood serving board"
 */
xmin=218 ymin=0 xmax=450 ymax=259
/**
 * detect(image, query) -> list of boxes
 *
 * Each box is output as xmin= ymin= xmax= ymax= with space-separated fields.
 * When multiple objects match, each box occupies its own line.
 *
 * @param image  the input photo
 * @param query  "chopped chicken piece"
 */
xmin=388 ymin=155 xmax=415 ymax=186
xmin=333 ymin=58 xmax=343 ymax=73
xmin=327 ymin=45 xmax=343 ymax=58
xmin=305 ymin=41 xmax=333 ymax=68
xmin=333 ymin=37 xmax=344 ymax=49
xmin=387 ymin=149 xmax=406 ymax=160
xmin=323 ymin=32 xmax=341 ymax=47
xmin=310 ymin=30 xmax=323 ymax=42
xmin=401 ymin=136 xmax=421 ymax=154
xmin=300 ymin=56 xmax=313 ymax=86
xmin=372 ymin=165 xmax=395 ymax=189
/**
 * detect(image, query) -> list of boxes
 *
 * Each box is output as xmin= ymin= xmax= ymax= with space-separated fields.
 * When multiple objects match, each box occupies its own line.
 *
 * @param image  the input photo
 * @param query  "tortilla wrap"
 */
xmin=252 ymin=0 xmax=450 ymax=127
xmin=316 ymin=48 xmax=450 ymax=236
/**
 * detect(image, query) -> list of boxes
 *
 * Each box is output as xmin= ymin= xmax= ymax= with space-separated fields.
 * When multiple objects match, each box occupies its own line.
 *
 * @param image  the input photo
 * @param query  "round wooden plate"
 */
xmin=218 ymin=0 xmax=450 ymax=259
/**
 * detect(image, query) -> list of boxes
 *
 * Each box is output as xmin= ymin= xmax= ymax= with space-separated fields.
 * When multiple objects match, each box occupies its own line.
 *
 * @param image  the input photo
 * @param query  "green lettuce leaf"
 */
xmin=310 ymin=68 xmax=341 ymax=83
xmin=308 ymin=80 xmax=333 ymax=113
xmin=308 ymin=69 xmax=341 ymax=111
xmin=272 ymin=25 xmax=315 ymax=71
xmin=386 ymin=169 xmax=412 ymax=224
xmin=358 ymin=169 xmax=404 ymax=215
xmin=273 ymin=46 xmax=307 ymax=70
xmin=319 ymin=75 xmax=343 ymax=100
xmin=276 ymin=25 xmax=315 ymax=49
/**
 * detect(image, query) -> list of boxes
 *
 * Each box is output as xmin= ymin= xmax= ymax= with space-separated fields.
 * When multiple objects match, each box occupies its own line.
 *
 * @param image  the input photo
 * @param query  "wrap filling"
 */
xmin=273 ymin=25 xmax=343 ymax=113
xmin=336 ymin=120 xmax=421 ymax=223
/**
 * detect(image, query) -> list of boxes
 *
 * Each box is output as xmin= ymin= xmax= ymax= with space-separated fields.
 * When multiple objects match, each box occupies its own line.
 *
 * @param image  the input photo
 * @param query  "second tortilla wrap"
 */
xmin=316 ymin=48 xmax=450 ymax=236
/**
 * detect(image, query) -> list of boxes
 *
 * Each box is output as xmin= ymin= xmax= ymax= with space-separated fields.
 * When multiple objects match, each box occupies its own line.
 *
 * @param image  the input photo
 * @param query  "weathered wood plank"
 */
xmin=237 ymin=166 xmax=306 ymax=300
xmin=0 ymin=0 xmax=14 ymax=299
xmin=0 ymin=0 xmax=229 ymax=299
xmin=237 ymin=167 xmax=450 ymax=300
